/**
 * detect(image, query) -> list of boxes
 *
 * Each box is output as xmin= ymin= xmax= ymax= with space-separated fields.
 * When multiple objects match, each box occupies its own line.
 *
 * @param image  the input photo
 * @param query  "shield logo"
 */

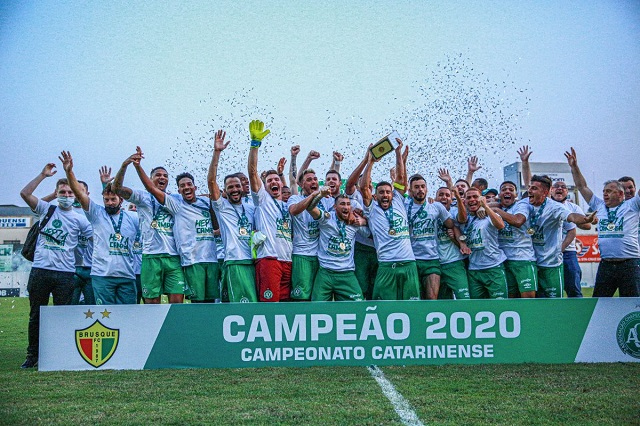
xmin=75 ymin=320 xmax=119 ymax=368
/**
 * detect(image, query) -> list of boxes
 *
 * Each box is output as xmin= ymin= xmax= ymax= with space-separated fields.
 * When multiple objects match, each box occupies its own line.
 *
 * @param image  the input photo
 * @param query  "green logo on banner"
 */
xmin=617 ymin=312 xmax=640 ymax=359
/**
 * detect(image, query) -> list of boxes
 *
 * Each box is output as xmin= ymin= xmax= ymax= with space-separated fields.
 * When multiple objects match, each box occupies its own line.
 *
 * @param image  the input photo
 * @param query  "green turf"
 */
xmin=1 ymin=294 xmax=638 ymax=425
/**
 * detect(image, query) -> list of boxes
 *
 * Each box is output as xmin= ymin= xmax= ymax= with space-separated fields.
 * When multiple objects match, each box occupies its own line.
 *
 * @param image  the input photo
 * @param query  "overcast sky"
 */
xmin=1 ymin=0 xmax=638 ymax=205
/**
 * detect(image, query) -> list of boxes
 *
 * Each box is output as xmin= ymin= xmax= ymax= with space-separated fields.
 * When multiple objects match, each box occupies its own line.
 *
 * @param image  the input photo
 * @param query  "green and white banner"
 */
xmin=39 ymin=299 xmax=640 ymax=371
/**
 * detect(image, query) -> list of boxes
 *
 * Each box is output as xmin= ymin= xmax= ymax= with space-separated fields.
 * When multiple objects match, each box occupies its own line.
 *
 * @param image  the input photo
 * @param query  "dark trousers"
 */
xmin=563 ymin=251 xmax=583 ymax=297
xmin=593 ymin=259 xmax=640 ymax=297
xmin=71 ymin=266 xmax=95 ymax=305
xmin=26 ymin=267 xmax=75 ymax=358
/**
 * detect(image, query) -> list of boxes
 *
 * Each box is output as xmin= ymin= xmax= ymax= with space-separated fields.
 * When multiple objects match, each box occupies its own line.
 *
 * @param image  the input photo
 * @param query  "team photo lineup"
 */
xmin=19 ymin=119 xmax=640 ymax=369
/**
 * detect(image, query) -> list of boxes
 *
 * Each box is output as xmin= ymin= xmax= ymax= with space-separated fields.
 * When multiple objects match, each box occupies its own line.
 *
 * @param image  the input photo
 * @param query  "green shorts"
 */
xmin=537 ymin=265 xmax=564 ymax=298
xmin=504 ymin=260 xmax=538 ymax=295
xmin=372 ymin=261 xmax=420 ymax=301
xmin=218 ymin=259 xmax=229 ymax=302
xmin=91 ymin=275 xmax=137 ymax=305
xmin=141 ymin=254 xmax=186 ymax=299
xmin=183 ymin=262 xmax=221 ymax=302
xmin=222 ymin=260 xmax=257 ymax=303
xmin=440 ymin=260 xmax=470 ymax=299
xmin=354 ymin=242 xmax=378 ymax=299
xmin=467 ymin=264 xmax=508 ymax=299
xmin=291 ymin=254 xmax=319 ymax=301
xmin=311 ymin=268 xmax=363 ymax=301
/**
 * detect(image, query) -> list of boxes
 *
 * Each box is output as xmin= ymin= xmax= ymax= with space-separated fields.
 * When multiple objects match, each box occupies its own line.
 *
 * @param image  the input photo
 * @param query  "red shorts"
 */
xmin=255 ymin=257 xmax=292 ymax=302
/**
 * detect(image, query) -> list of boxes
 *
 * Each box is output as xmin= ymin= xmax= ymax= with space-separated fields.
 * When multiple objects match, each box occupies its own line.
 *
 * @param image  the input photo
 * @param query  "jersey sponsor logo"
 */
xmin=75 ymin=320 xmax=119 ymax=368
xmin=52 ymin=219 xmax=62 ymax=229
xmin=240 ymin=297 xmax=250 ymax=303
xmin=263 ymin=289 xmax=273 ymax=300
xmin=617 ymin=311 xmax=640 ymax=359
xmin=292 ymin=287 xmax=302 ymax=297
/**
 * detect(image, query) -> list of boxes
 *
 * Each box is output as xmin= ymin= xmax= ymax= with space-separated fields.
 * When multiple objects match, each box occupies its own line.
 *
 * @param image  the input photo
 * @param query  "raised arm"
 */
xmin=59 ymin=151 xmax=90 ymax=211
xmin=564 ymin=147 xmax=594 ymax=204
xmin=345 ymin=147 xmax=371 ymax=196
xmin=127 ymin=147 xmax=165 ymax=204
xmin=298 ymin=150 xmax=320 ymax=180
xmin=465 ymin=156 xmax=481 ymax=184
xmin=289 ymin=145 xmax=300 ymax=196
xmin=393 ymin=138 xmax=406 ymax=196
xmin=517 ymin=145 xmax=532 ymax=188
xmin=277 ymin=157 xmax=288 ymax=188
xmin=207 ymin=130 xmax=229 ymax=201
xmin=112 ymin=148 xmax=143 ymax=200
xmin=305 ymin=187 xmax=331 ymax=220
xmin=20 ymin=163 xmax=57 ymax=210
xmin=247 ymin=120 xmax=271 ymax=193
xmin=331 ymin=151 xmax=344 ymax=174
xmin=480 ymin=196 xmax=505 ymax=230
xmin=361 ymin=152 xmax=375 ymax=207
xmin=438 ymin=168 xmax=467 ymax=224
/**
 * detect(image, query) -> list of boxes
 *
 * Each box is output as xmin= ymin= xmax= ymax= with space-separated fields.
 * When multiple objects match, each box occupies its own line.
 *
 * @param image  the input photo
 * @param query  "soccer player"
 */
xmin=618 ymin=176 xmax=636 ymax=201
xmin=526 ymin=174 xmax=595 ymax=298
xmin=550 ymin=180 xmax=591 ymax=297
xmin=361 ymin=138 xmax=420 ymax=300
xmin=208 ymin=130 xmax=258 ymax=303
xmin=306 ymin=189 xmax=367 ymax=301
xmin=461 ymin=188 xmax=508 ymax=299
xmin=61 ymin=151 xmax=139 ymax=304
xmin=566 ymin=148 xmax=640 ymax=296
xmin=434 ymin=169 xmax=471 ymax=299
xmin=112 ymin=147 xmax=186 ymax=304
xmin=19 ymin=163 xmax=91 ymax=368
xmin=493 ymin=181 xmax=538 ymax=298
xmin=406 ymin=173 xmax=457 ymax=299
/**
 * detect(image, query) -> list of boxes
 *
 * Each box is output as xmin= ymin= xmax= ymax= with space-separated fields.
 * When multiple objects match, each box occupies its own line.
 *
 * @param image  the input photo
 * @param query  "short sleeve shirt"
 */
xmin=561 ymin=202 xmax=582 ymax=253
xmin=316 ymin=211 xmax=363 ymax=271
xmin=85 ymin=201 xmax=138 ymax=279
xmin=252 ymin=186 xmax=293 ymax=261
xmin=461 ymin=215 xmax=506 ymax=270
xmin=497 ymin=200 xmax=535 ymax=262
xmin=527 ymin=198 xmax=570 ymax=267
xmin=407 ymin=200 xmax=451 ymax=260
xmin=211 ymin=196 xmax=255 ymax=261
xmin=32 ymin=200 xmax=92 ymax=273
xmin=437 ymin=206 xmax=466 ymax=265
xmin=166 ymin=195 xmax=217 ymax=266
xmin=128 ymin=190 xmax=178 ymax=256
xmin=589 ymin=195 xmax=640 ymax=259
xmin=364 ymin=191 xmax=415 ymax=262
xmin=74 ymin=205 xmax=93 ymax=268
xmin=287 ymin=194 xmax=319 ymax=256
xmin=349 ymin=191 xmax=375 ymax=247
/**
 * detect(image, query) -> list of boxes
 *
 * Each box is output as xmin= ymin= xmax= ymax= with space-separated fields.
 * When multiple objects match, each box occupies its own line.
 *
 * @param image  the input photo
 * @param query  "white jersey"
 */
xmin=589 ymin=194 xmax=640 ymax=259
xmin=317 ymin=211 xmax=368 ymax=271
xmin=129 ymin=190 xmax=178 ymax=256
xmin=287 ymin=194 xmax=319 ymax=256
xmin=211 ymin=196 xmax=255 ymax=261
xmin=407 ymin=200 xmax=451 ymax=260
xmin=527 ymin=198 xmax=570 ymax=267
xmin=128 ymin=211 xmax=142 ymax=274
xmin=461 ymin=214 xmax=506 ymax=270
xmin=85 ymin=201 xmax=138 ymax=279
xmin=364 ymin=190 xmax=415 ymax=262
xmin=437 ymin=206 xmax=466 ymax=265
xmin=560 ymin=201 xmax=582 ymax=253
xmin=164 ymin=195 xmax=217 ymax=266
xmin=349 ymin=190 xmax=375 ymax=247
xmin=252 ymin=186 xmax=293 ymax=261
xmin=497 ymin=200 xmax=536 ymax=262
xmin=32 ymin=200 xmax=92 ymax=273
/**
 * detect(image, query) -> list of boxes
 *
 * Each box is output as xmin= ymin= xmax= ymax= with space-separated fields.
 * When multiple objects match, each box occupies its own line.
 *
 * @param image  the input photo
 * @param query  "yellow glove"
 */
xmin=249 ymin=120 xmax=271 ymax=144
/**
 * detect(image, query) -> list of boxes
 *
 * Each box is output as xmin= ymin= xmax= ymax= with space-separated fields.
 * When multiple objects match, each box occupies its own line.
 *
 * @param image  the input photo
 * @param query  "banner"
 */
xmin=576 ymin=235 xmax=600 ymax=263
xmin=38 ymin=299 xmax=640 ymax=371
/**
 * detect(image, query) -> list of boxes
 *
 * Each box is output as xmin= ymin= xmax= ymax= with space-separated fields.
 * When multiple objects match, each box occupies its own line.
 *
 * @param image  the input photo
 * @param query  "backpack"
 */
xmin=21 ymin=205 xmax=57 ymax=262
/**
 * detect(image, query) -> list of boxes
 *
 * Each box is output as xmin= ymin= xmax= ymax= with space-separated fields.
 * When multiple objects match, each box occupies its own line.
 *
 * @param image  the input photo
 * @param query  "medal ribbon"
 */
xmin=408 ymin=201 xmax=426 ymax=227
xmin=232 ymin=203 xmax=249 ymax=228
xmin=383 ymin=205 xmax=395 ymax=233
xmin=108 ymin=210 xmax=124 ymax=236
xmin=606 ymin=202 xmax=623 ymax=224
xmin=529 ymin=199 xmax=547 ymax=228
xmin=150 ymin=198 xmax=163 ymax=223
xmin=272 ymin=197 xmax=290 ymax=221
xmin=337 ymin=219 xmax=347 ymax=242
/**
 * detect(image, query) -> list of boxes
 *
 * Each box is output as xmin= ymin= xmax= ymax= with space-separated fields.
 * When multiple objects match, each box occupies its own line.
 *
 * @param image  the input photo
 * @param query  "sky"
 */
xmin=1 ymin=0 xmax=638 ymax=205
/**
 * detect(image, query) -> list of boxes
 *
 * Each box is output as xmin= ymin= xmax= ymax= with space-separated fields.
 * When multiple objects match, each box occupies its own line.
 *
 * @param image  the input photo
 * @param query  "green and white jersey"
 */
xmin=164 ymin=194 xmax=217 ymax=267
xmin=287 ymin=194 xmax=319 ymax=256
xmin=407 ymin=200 xmax=450 ymax=260
xmin=127 ymin=211 xmax=142 ymax=274
xmin=317 ymin=211 xmax=367 ymax=271
xmin=364 ymin=190 xmax=415 ymax=262
xmin=589 ymin=194 xmax=640 ymax=259
xmin=32 ymin=200 xmax=92 ymax=273
xmin=85 ymin=200 xmax=138 ymax=279
xmin=497 ymin=199 xmax=535 ymax=262
xmin=129 ymin=190 xmax=178 ymax=256
xmin=437 ymin=206 xmax=466 ymax=265
xmin=461 ymin=214 xmax=506 ymax=270
xmin=214 ymin=233 xmax=225 ymax=260
xmin=74 ymin=206 xmax=93 ymax=268
xmin=526 ymin=198 xmax=570 ymax=267
xmin=560 ymin=201 xmax=581 ymax=253
xmin=252 ymin=187 xmax=293 ymax=261
xmin=349 ymin=190 xmax=375 ymax=247
xmin=211 ymin=197 xmax=254 ymax=261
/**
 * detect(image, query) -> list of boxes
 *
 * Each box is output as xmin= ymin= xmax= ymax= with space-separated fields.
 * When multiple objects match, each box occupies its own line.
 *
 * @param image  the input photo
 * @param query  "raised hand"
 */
xmin=564 ymin=147 xmax=578 ymax=168
xmin=99 ymin=166 xmax=112 ymax=184
xmin=277 ymin=157 xmax=287 ymax=175
xmin=308 ymin=150 xmax=321 ymax=160
xmin=333 ymin=151 xmax=344 ymax=162
xmin=291 ymin=145 xmax=300 ymax=156
xmin=394 ymin=138 xmax=404 ymax=153
xmin=437 ymin=168 xmax=454 ymax=189
xmin=41 ymin=163 xmax=57 ymax=177
xmin=517 ymin=145 xmax=532 ymax=162
xmin=214 ymin=129 xmax=230 ymax=152
xmin=249 ymin=120 xmax=270 ymax=142
xmin=124 ymin=147 xmax=144 ymax=166
xmin=467 ymin=156 xmax=482 ymax=173
xmin=59 ymin=151 xmax=73 ymax=173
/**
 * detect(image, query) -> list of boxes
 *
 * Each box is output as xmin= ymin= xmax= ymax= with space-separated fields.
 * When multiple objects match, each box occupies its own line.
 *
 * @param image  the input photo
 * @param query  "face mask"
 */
xmin=57 ymin=196 xmax=75 ymax=209
xmin=105 ymin=205 xmax=121 ymax=215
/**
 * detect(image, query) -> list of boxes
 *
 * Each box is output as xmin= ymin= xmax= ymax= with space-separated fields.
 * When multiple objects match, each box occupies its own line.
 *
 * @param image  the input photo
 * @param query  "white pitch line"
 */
xmin=367 ymin=365 xmax=424 ymax=426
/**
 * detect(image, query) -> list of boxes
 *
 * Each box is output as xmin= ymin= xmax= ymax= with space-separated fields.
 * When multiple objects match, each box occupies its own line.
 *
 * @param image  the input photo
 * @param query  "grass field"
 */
xmin=1 ymin=295 xmax=639 ymax=425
